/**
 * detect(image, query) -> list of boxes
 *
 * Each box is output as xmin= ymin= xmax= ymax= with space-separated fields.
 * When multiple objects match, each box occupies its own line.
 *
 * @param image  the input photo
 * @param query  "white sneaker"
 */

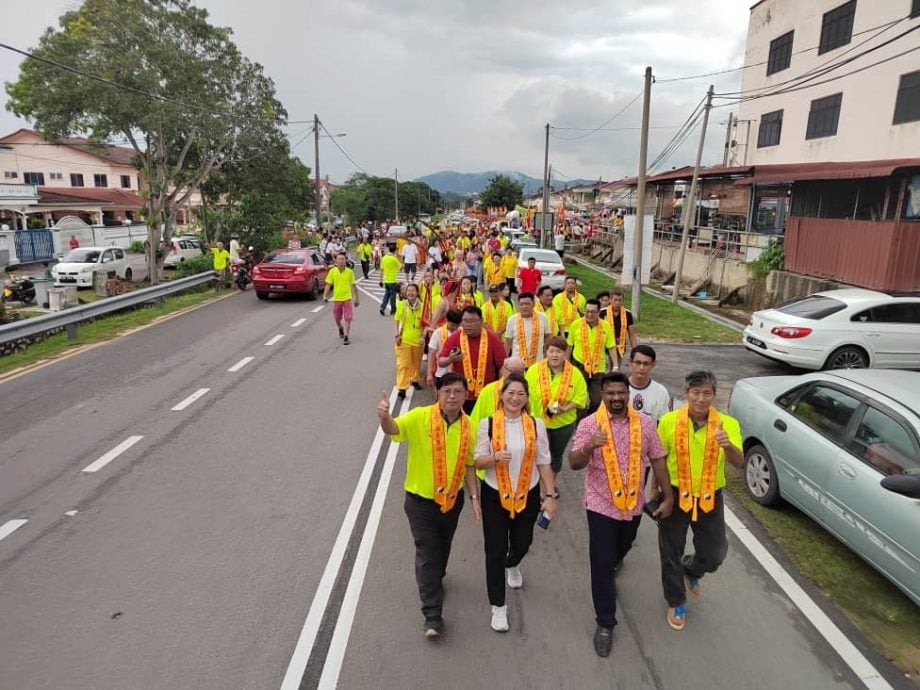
xmin=490 ymin=605 xmax=509 ymax=632
xmin=506 ymin=566 xmax=523 ymax=589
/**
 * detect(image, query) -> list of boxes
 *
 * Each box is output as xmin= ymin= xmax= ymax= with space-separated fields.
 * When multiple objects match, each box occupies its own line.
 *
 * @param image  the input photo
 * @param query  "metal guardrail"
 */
xmin=0 ymin=271 xmax=217 ymax=347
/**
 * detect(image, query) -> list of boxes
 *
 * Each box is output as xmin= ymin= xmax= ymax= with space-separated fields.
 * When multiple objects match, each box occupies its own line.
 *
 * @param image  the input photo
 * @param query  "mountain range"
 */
xmin=415 ymin=170 xmax=598 ymax=196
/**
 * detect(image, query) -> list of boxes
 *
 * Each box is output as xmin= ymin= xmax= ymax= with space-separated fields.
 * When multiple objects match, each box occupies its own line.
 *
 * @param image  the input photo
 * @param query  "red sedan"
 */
xmin=251 ymin=247 xmax=329 ymax=300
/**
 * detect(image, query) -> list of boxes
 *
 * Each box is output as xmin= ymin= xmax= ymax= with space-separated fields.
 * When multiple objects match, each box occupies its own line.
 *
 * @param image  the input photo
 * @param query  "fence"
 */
xmin=651 ymin=222 xmax=780 ymax=262
xmin=14 ymin=229 xmax=55 ymax=263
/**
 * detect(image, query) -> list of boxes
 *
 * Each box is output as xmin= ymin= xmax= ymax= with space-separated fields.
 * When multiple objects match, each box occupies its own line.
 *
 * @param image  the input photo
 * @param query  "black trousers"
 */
xmin=573 ymin=360 xmax=603 ymax=416
xmin=404 ymin=491 xmax=465 ymax=620
xmin=658 ymin=489 xmax=728 ymax=607
xmin=481 ymin=483 xmax=542 ymax=606
xmin=360 ymin=259 xmax=370 ymax=280
xmin=380 ymin=283 xmax=397 ymax=314
xmin=546 ymin=422 xmax=576 ymax=473
xmin=506 ymin=276 xmax=516 ymax=293
xmin=588 ymin=510 xmax=642 ymax=628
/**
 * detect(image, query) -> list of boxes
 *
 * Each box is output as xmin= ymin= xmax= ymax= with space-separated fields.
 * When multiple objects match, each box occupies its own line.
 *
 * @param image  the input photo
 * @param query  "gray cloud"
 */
xmin=1 ymin=0 xmax=750 ymax=183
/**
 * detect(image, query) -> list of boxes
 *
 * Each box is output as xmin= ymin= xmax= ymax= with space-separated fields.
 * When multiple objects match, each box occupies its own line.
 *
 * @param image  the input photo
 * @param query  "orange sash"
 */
xmin=420 ymin=284 xmax=434 ymax=328
xmin=483 ymin=300 xmax=510 ymax=333
xmin=515 ymin=315 xmax=540 ymax=366
xmin=560 ymin=292 xmax=581 ymax=328
xmin=430 ymin=403 xmax=470 ymax=513
xmin=595 ymin=406 xmax=643 ymax=511
xmin=537 ymin=360 xmax=573 ymax=410
xmin=460 ymin=331 xmax=489 ymax=397
xmin=675 ymin=405 xmax=721 ymax=521
xmin=492 ymin=408 xmax=537 ymax=518
xmin=579 ymin=319 xmax=605 ymax=376
xmin=606 ymin=306 xmax=629 ymax=357
xmin=536 ymin=303 xmax=558 ymax=335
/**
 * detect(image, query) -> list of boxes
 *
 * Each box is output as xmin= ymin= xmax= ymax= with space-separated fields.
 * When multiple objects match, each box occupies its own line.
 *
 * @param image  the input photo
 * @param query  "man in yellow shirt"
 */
xmin=566 ymin=299 xmax=617 ymax=414
xmin=377 ymin=373 xmax=481 ymax=638
xmin=356 ymin=237 xmax=374 ymax=280
xmin=656 ymin=370 xmax=742 ymax=632
xmin=535 ymin=285 xmax=560 ymax=336
xmin=379 ymin=244 xmax=401 ymax=316
xmin=500 ymin=247 xmax=518 ymax=294
xmin=482 ymin=284 xmax=513 ymax=334
xmin=553 ymin=277 xmax=586 ymax=336
xmin=394 ymin=283 xmax=425 ymax=397
xmin=468 ymin=356 xmax=525 ymax=427
xmin=323 ymin=252 xmax=360 ymax=344
xmin=209 ymin=241 xmax=231 ymax=289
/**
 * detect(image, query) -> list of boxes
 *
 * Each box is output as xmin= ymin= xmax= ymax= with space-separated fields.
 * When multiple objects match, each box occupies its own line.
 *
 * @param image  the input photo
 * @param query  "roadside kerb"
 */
xmin=568 ymin=254 xmax=745 ymax=333
xmin=0 ymin=271 xmax=217 ymax=347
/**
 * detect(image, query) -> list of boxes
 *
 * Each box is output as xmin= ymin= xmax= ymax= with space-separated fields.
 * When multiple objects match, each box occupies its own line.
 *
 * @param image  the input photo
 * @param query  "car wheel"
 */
xmin=256 ymin=291 xmax=269 ymax=300
xmin=744 ymin=444 xmax=781 ymax=506
xmin=306 ymin=279 xmax=319 ymax=301
xmin=824 ymin=345 xmax=868 ymax=370
xmin=124 ymin=267 xmax=133 ymax=281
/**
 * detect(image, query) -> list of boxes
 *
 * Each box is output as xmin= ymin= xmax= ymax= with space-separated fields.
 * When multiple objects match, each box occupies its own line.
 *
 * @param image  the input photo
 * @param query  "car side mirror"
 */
xmin=880 ymin=473 xmax=920 ymax=499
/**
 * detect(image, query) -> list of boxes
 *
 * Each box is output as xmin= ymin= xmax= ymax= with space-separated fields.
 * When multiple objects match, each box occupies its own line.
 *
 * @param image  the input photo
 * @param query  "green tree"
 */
xmin=329 ymin=174 xmax=442 ymax=224
xmin=5 ymin=0 xmax=286 ymax=283
xmin=479 ymin=174 xmax=523 ymax=211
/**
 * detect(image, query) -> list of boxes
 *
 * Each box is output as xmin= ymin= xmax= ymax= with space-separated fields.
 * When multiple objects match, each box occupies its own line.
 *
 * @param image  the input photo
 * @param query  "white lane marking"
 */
xmin=291 ymin=318 xmax=307 ymax=327
xmin=171 ymin=387 xmax=211 ymax=411
xmin=265 ymin=334 xmax=285 ymax=346
xmin=356 ymin=283 xmax=383 ymax=302
xmin=0 ymin=519 xmax=28 ymax=542
xmin=279 ymin=387 xmax=400 ymax=690
xmin=318 ymin=388 xmax=413 ymax=689
xmin=228 ymin=356 xmax=255 ymax=373
xmin=725 ymin=507 xmax=892 ymax=690
xmin=311 ymin=305 xmax=325 ymax=313
xmin=65 ymin=511 xmax=78 ymax=517
xmin=82 ymin=435 xmax=144 ymax=473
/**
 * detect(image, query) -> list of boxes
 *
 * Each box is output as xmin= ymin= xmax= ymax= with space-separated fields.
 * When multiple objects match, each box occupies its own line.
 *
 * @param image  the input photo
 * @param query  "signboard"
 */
xmin=620 ymin=214 xmax=654 ymax=286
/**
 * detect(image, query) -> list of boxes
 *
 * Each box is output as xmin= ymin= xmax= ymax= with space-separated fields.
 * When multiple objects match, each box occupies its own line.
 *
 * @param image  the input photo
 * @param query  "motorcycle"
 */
xmin=232 ymin=248 xmax=255 ymax=291
xmin=2 ymin=275 xmax=36 ymax=305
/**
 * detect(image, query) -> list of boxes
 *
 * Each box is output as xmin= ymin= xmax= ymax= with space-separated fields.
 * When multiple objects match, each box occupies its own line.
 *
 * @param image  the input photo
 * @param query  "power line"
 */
xmin=647 ymin=96 xmax=706 ymax=172
xmin=319 ymin=122 xmax=369 ymax=175
xmin=0 ymin=41 xmax=312 ymax=125
xmin=714 ymin=42 xmax=920 ymax=107
xmin=549 ymin=92 xmax=642 ymax=141
xmin=551 ymin=124 xmax=682 ymax=132
xmin=714 ymin=20 xmax=918 ymax=99
xmin=655 ymin=14 xmax=907 ymax=83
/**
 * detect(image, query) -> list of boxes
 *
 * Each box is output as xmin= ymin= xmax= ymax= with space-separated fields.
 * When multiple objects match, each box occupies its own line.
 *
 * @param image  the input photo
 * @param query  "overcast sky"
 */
xmin=1 ymin=1 xmax=752 ymax=185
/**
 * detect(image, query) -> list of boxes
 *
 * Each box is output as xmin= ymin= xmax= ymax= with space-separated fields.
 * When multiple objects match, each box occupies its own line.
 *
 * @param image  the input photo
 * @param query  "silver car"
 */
xmin=728 ymin=369 xmax=920 ymax=605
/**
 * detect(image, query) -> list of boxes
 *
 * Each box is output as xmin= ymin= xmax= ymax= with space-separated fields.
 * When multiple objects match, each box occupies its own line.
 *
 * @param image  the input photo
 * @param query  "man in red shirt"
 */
xmin=517 ymin=255 xmax=541 ymax=295
xmin=439 ymin=305 xmax=506 ymax=414
xmin=68 ymin=235 xmax=80 ymax=251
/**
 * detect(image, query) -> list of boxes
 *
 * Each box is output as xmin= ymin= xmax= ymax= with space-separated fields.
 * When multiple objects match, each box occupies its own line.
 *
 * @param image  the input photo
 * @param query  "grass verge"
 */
xmin=0 ymin=289 xmax=223 ymax=377
xmin=726 ymin=467 xmax=920 ymax=681
xmin=564 ymin=262 xmax=739 ymax=343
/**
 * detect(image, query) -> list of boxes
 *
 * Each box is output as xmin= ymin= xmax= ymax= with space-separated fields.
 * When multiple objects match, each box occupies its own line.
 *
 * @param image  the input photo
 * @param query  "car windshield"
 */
xmin=776 ymin=295 xmax=847 ymax=320
xmin=64 ymin=250 xmax=101 ymax=263
xmin=264 ymin=252 xmax=306 ymax=264
xmin=520 ymin=250 xmax=562 ymax=264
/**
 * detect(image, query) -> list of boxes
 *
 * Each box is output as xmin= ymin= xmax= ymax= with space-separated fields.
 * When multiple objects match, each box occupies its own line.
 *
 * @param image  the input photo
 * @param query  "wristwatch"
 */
xmin=545 ymin=491 xmax=560 ymax=500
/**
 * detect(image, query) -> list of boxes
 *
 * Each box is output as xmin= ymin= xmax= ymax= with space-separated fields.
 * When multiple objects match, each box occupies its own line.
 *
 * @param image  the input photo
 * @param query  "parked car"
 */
xmin=251 ymin=247 xmax=329 ymax=300
xmin=52 ymin=246 xmax=131 ymax=287
xmin=517 ymin=247 xmax=567 ymax=290
xmin=164 ymin=237 xmax=204 ymax=267
xmin=743 ymin=288 xmax=920 ymax=371
xmin=729 ymin=369 xmax=920 ymax=605
xmin=510 ymin=238 xmax=538 ymax=252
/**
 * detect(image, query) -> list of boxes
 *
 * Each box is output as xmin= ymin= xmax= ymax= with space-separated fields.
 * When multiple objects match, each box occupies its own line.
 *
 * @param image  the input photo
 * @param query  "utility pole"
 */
xmin=631 ymin=66 xmax=653 ymax=319
xmin=542 ymin=122 xmax=550 ymax=248
xmin=394 ymin=168 xmax=399 ymax=222
xmin=722 ymin=113 xmax=734 ymax=167
xmin=314 ymin=114 xmax=322 ymax=232
xmin=672 ymin=84 xmax=715 ymax=304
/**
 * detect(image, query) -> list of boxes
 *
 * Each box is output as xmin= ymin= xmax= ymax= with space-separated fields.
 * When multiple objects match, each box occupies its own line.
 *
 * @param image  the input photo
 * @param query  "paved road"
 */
xmin=0 ymin=270 xmax=903 ymax=689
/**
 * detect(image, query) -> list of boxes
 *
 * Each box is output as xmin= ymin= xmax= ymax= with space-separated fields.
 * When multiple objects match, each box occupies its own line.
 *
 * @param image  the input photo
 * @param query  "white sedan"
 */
xmin=164 ymin=237 xmax=204 ymax=267
xmin=743 ymin=288 xmax=920 ymax=370
xmin=52 ymin=246 xmax=132 ymax=287
xmin=517 ymin=247 xmax=567 ymax=290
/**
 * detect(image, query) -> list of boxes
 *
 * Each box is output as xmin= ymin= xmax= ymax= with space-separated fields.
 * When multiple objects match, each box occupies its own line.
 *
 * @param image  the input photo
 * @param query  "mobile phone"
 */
xmin=544 ymin=406 xmax=555 ymax=418
xmin=450 ymin=347 xmax=461 ymax=355
xmin=643 ymin=493 xmax=663 ymax=522
xmin=537 ymin=510 xmax=551 ymax=530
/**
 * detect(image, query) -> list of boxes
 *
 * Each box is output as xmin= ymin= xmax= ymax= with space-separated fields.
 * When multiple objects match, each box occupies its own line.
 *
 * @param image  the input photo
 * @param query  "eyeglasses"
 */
xmin=439 ymin=387 xmax=467 ymax=397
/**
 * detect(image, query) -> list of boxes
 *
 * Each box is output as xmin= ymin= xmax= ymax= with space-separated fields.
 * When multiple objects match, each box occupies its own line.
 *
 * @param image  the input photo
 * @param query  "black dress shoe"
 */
xmin=411 ymin=382 xmax=423 ymax=390
xmin=397 ymin=389 xmax=407 ymax=399
xmin=593 ymin=625 xmax=613 ymax=657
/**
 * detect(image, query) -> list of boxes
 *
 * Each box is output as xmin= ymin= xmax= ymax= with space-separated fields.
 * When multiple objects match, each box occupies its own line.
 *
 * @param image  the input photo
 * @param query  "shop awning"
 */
xmin=736 ymin=159 xmax=920 ymax=185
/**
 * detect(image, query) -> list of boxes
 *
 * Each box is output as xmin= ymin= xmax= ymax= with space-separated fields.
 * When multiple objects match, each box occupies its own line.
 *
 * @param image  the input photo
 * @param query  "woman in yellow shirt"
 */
xmin=501 ymin=248 xmax=519 ymax=294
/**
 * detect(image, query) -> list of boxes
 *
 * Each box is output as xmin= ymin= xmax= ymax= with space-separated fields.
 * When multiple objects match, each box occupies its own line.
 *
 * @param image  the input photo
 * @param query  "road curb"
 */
xmin=0 ymin=289 xmax=240 ymax=385
xmin=568 ymin=254 xmax=745 ymax=333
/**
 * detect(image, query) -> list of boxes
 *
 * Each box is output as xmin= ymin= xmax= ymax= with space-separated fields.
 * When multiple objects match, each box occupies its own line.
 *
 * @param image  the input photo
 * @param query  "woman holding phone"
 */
xmin=474 ymin=373 xmax=556 ymax=633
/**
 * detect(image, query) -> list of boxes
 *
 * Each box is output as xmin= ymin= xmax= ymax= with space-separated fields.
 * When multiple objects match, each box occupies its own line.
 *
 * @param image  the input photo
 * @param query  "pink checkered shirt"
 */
xmin=571 ymin=408 xmax=665 ymax=520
